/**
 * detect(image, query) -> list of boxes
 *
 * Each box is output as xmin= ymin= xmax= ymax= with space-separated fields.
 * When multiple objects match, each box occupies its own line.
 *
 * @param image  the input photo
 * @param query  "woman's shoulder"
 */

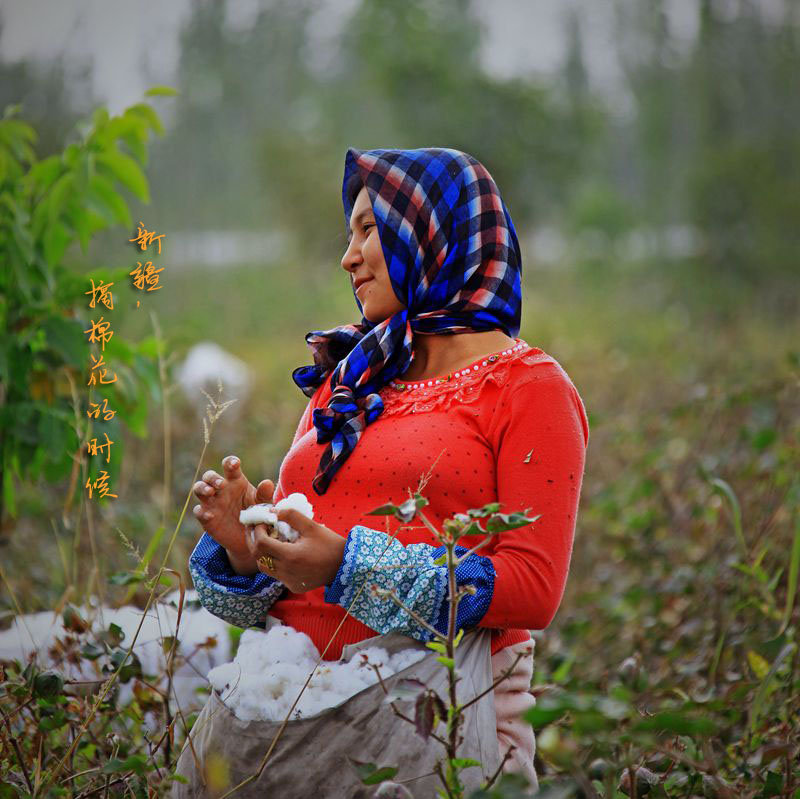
xmin=376 ymin=339 xmax=582 ymax=417
xmin=497 ymin=343 xmax=590 ymax=445
xmin=505 ymin=344 xmax=582 ymax=393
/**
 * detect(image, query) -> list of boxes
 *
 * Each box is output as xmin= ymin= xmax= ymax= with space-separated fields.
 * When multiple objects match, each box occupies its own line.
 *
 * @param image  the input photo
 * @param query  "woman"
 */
xmin=189 ymin=147 xmax=589 ymax=787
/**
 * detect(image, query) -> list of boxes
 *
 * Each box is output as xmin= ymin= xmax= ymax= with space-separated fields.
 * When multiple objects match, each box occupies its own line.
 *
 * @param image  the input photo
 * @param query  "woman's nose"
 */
xmin=341 ymin=238 xmax=362 ymax=272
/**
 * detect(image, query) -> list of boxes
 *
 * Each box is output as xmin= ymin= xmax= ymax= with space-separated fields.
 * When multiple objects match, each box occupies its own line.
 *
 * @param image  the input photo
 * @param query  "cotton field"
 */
xmin=0 ymin=591 xmax=232 ymax=714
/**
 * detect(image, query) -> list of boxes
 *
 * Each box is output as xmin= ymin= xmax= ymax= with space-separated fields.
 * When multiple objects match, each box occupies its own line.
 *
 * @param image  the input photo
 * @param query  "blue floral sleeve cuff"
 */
xmin=324 ymin=525 xmax=496 ymax=641
xmin=188 ymin=533 xmax=286 ymax=629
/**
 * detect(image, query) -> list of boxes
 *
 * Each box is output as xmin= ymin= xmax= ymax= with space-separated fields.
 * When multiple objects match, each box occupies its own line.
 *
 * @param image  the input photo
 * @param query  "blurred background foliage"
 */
xmin=0 ymin=0 xmax=798 ymax=795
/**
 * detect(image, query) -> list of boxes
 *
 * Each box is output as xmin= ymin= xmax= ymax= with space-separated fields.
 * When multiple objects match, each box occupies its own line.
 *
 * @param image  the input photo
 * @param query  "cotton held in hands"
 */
xmin=206 ymin=626 xmax=426 ymax=722
xmin=239 ymin=492 xmax=314 ymax=542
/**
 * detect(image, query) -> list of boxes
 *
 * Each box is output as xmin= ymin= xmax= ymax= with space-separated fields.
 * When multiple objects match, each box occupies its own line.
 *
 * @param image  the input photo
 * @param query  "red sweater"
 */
xmin=269 ymin=339 xmax=589 ymax=660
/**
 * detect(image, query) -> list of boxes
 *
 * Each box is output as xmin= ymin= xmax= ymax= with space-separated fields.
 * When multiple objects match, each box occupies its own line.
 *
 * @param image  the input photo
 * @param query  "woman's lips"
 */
xmin=355 ymin=278 xmax=373 ymax=294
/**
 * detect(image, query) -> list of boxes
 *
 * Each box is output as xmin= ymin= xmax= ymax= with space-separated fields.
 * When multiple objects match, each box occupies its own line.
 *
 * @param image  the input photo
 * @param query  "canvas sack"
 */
xmin=172 ymin=627 xmax=501 ymax=798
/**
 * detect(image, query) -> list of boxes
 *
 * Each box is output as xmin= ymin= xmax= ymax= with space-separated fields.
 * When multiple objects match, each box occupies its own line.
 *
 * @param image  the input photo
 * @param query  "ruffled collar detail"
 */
xmin=378 ymin=339 xmax=553 ymax=415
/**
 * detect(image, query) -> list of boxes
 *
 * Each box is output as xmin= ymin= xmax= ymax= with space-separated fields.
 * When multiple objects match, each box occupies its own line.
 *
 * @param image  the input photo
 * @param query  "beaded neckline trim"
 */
xmin=388 ymin=341 xmax=529 ymax=392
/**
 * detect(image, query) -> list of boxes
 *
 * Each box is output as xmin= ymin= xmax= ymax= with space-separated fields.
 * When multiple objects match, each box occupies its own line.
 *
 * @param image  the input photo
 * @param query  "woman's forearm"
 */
xmin=189 ymin=533 xmax=286 ymax=629
xmin=225 ymin=548 xmax=258 ymax=576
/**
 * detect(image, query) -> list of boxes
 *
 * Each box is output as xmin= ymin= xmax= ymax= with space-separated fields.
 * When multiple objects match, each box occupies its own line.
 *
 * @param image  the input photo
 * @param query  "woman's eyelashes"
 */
xmin=346 ymin=222 xmax=374 ymax=244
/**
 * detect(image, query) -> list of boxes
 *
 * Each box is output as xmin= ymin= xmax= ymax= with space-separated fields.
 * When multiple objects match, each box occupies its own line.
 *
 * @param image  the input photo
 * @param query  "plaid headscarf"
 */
xmin=292 ymin=147 xmax=522 ymax=495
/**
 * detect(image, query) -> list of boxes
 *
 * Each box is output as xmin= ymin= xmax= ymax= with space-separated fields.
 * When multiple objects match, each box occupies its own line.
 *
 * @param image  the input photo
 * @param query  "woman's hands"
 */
xmin=191 ymin=455 xmax=275 ymax=573
xmin=245 ymin=508 xmax=346 ymax=594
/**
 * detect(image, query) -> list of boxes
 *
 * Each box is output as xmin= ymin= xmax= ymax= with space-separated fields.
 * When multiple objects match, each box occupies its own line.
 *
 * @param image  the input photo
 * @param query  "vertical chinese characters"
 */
xmin=82 ymin=222 xmax=167 ymax=501
xmin=129 ymin=221 xmax=165 ymax=305
xmin=84 ymin=279 xmax=118 ymax=500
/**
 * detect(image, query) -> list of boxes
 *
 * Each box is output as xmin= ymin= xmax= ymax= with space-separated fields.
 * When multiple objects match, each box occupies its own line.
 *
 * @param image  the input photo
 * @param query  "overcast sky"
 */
xmin=0 ymin=0 xmax=787 ymax=118
xmin=0 ymin=0 xmax=642 ymax=115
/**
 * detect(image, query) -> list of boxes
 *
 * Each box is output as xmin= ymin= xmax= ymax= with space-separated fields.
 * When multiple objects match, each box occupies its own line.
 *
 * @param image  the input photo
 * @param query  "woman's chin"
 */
xmin=363 ymin=307 xmax=398 ymax=325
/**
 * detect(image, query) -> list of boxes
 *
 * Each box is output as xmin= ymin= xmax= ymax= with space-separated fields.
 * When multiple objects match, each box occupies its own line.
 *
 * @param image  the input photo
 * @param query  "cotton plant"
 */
xmin=360 ymin=493 xmax=540 ymax=799
xmin=207 ymin=626 xmax=426 ymax=722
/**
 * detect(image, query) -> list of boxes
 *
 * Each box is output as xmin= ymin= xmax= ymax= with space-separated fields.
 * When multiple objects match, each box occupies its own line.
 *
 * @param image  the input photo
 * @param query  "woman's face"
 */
xmin=341 ymin=186 xmax=406 ymax=324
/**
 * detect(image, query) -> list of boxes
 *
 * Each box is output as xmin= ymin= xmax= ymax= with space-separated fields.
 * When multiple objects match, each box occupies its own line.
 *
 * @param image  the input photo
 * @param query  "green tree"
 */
xmin=0 ymin=96 xmax=170 ymax=533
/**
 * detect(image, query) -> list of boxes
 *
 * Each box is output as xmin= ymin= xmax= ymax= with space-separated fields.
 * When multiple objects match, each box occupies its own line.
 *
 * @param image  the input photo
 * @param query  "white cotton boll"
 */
xmin=389 ymin=648 xmax=427 ymax=673
xmin=344 ymin=647 xmax=389 ymax=680
xmin=308 ymin=665 xmax=336 ymax=692
xmin=259 ymin=625 xmax=319 ymax=666
xmin=207 ymin=624 xmax=428 ymax=722
xmin=239 ymin=504 xmax=278 ymax=527
xmin=176 ymin=342 xmax=252 ymax=417
xmin=234 ymin=629 xmax=277 ymax=671
xmin=235 ymin=627 xmax=318 ymax=672
xmin=207 ymin=662 xmax=244 ymax=700
xmin=261 ymin=663 xmax=301 ymax=697
xmin=238 ymin=493 xmax=315 ymax=543
xmin=275 ymin=492 xmax=314 ymax=519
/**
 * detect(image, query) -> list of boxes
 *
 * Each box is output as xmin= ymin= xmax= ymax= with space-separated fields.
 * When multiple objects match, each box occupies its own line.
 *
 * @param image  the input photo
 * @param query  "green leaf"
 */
xmin=92 ymin=107 xmax=110 ymax=130
xmin=747 ymin=649 xmax=770 ymax=680
xmin=425 ymin=641 xmax=447 ymax=654
xmin=95 ymin=150 xmax=150 ymax=203
xmin=435 ymin=656 xmax=455 ymax=669
xmin=468 ymin=502 xmax=501 ymax=518
xmin=709 ymin=477 xmax=747 ymax=557
xmin=347 ymin=758 xmax=399 ymax=786
xmin=87 ymin=172 xmax=132 ymax=227
xmin=33 ymin=670 xmax=64 ymax=699
xmin=750 ymin=643 xmax=796 ymax=732
xmin=162 ymin=635 xmax=178 ymax=655
xmin=43 ymin=220 xmax=71 ymax=266
xmin=109 ymin=571 xmax=146 ymax=586
xmin=42 ymin=315 xmax=86 ymax=366
xmin=551 ymin=652 xmax=575 ymax=684
xmin=101 ymin=754 xmax=148 ymax=775
xmin=139 ymin=525 xmax=164 ymax=573
xmin=367 ymin=503 xmax=398 ymax=516
xmin=106 ymin=648 xmax=142 ymax=683
xmin=97 ymin=623 xmax=125 ymax=648
xmin=486 ymin=510 xmax=541 ymax=533
xmin=38 ymin=709 xmax=68 ymax=732
xmin=28 ymin=155 xmax=63 ymax=193
xmin=3 ymin=466 xmax=17 ymax=518
xmin=362 ymin=767 xmax=399 ymax=786
xmin=0 ymin=780 xmax=22 ymax=798
xmin=37 ymin=407 xmax=72 ymax=464
xmin=126 ymin=103 xmax=165 ymax=137
xmin=779 ymin=514 xmax=800 ymax=634
xmin=462 ymin=522 xmax=485 ymax=537
xmin=450 ymin=758 xmax=481 ymax=769
xmin=632 ymin=712 xmax=716 ymax=735
xmin=47 ymin=171 xmax=75 ymax=224
xmin=523 ymin=705 xmax=568 ymax=727
xmin=80 ymin=643 xmax=104 ymax=660
xmin=144 ymin=86 xmax=179 ymax=97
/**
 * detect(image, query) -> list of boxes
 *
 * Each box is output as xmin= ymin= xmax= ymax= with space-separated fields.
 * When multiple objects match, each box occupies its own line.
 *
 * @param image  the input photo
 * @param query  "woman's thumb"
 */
xmin=255 ymin=479 xmax=275 ymax=503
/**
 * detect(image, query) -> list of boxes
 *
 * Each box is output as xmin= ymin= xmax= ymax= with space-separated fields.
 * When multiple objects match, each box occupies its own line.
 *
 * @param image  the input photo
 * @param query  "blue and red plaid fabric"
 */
xmin=292 ymin=147 xmax=523 ymax=495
